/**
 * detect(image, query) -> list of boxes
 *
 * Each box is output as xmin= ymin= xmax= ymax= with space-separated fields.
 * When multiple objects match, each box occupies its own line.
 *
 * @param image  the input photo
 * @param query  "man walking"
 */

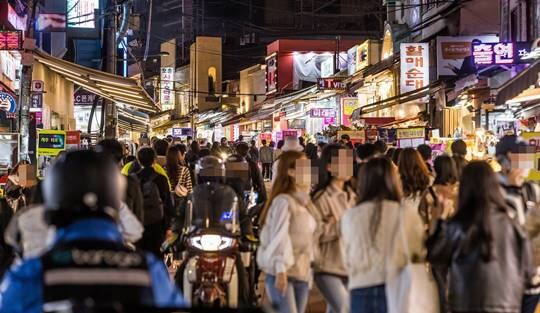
xmin=259 ymin=139 xmax=273 ymax=181
xmin=136 ymin=147 xmax=174 ymax=257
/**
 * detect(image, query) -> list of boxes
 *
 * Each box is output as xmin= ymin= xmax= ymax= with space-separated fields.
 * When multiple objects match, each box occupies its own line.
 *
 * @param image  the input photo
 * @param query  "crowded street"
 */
xmin=0 ymin=0 xmax=539 ymax=312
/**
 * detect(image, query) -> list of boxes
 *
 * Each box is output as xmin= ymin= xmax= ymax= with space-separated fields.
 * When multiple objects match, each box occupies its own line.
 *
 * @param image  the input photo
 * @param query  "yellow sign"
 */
xmin=37 ymin=130 xmax=66 ymax=179
xmin=356 ymin=41 xmax=370 ymax=71
xmin=396 ymin=127 xmax=425 ymax=139
xmin=520 ymin=132 xmax=540 ymax=180
xmin=340 ymin=98 xmax=360 ymax=127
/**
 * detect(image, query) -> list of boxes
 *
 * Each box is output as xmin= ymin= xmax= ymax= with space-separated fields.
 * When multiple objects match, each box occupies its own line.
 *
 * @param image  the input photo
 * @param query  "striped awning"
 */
xmin=33 ymin=50 xmax=160 ymax=113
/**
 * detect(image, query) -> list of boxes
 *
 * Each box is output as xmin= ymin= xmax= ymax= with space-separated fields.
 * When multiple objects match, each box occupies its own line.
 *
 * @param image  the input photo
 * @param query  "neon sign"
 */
xmin=0 ymin=31 xmax=22 ymax=50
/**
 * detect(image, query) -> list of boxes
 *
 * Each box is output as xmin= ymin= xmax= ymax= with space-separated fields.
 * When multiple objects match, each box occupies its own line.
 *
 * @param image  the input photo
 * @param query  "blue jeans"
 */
xmin=522 ymin=294 xmax=539 ymax=313
xmin=350 ymin=285 xmax=387 ymax=313
xmin=265 ymin=274 xmax=310 ymax=313
xmin=314 ymin=273 xmax=349 ymax=313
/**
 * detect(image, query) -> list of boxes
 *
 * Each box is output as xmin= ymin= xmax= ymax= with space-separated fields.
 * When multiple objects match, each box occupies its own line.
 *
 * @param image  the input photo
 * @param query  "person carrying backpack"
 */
xmin=136 ymin=147 xmax=174 ymax=257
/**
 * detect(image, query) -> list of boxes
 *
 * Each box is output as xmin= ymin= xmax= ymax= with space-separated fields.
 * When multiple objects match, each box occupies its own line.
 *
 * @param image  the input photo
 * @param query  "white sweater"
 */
xmin=257 ymin=192 xmax=316 ymax=282
xmin=340 ymin=200 xmax=425 ymax=290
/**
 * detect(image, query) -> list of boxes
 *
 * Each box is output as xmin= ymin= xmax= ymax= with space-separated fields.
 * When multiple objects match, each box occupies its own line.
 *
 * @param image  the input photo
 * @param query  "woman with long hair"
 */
xmin=451 ymin=139 xmax=468 ymax=177
xmin=428 ymin=161 xmax=533 ymax=313
xmin=311 ymin=144 xmax=356 ymax=313
xmin=257 ymin=151 xmax=316 ymax=313
xmin=166 ymin=146 xmax=182 ymax=189
xmin=432 ymin=155 xmax=458 ymax=218
xmin=341 ymin=157 xmax=425 ymax=313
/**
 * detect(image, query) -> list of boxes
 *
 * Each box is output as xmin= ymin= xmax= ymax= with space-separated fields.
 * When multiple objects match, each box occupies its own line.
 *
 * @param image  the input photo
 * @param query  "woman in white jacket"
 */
xmin=341 ymin=157 xmax=425 ymax=313
xmin=257 ymin=150 xmax=316 ymax=313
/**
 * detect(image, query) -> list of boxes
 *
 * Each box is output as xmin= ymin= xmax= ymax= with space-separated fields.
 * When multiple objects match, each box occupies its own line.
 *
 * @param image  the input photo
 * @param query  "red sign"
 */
xmin=282 ymin=130 xmax=297 ymax=138
xmin=66 ymin=131 xmax=81 ymax=149
xmin=0 ymin=31 xmax=22 ymax=50
xmin=317 ymin=77 xmax=346 ymax=90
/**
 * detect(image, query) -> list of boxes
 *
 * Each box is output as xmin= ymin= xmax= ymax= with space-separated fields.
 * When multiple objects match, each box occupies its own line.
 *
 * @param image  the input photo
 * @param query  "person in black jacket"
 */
xmin=427 ymin=161 xmax=534 ymax=313
xmin=235 ymin=142 xmax=267 ymax=205
xmin=136 ymin=147 xmax=174 ymax=256
xmin=96 ymin=139 xmax=144 ymax=224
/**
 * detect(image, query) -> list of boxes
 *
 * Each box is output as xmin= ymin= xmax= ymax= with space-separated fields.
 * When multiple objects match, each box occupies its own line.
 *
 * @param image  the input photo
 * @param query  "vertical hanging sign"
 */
xmin=160 ymin=67 xmax=175 ymax=111
xmin=400 ymin=43 xmax=429 ymax=94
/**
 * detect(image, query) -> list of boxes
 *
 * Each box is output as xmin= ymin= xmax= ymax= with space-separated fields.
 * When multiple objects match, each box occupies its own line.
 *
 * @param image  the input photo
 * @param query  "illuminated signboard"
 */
xmin=265 ymin=53 xmax=278 ymax=94
xmin=472 ymin=42 xmax=535 ymax=65
xmin=0 ymin=31 xmax=22 ymax=50
xmin=160 ymin=67 xmax=175 ymax=111
xmin=317 ymin=77 xmax=346 ymax=90
xmin=0 ymin=92 xmax=16 ymax=113
xmin=310 ymin=108 xmax=337 ymax=118
xmin=67 ymin=0 xmax=99 ymax=28
xmin=400 ymin=43 xmax=429 ymax=94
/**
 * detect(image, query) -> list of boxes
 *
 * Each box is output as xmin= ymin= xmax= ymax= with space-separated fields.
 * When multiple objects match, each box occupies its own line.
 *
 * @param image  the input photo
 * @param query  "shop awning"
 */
xmin=507 ymin=86 xmax=540 ymax=105
xmin=262 ymin=86 xmax=318 ymax=110
xmin=222 ymin=111 xmax=250 ymax=126
xmin=351 ymin=85 xmax=430 ymax=119
xmin=33 ymin=50 xmax=160 ymax=113
xmin=496 ymin=60 xmax=540 ymax=106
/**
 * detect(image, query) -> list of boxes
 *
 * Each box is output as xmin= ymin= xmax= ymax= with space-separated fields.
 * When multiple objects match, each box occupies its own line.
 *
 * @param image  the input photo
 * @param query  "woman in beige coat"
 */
xmin=311 ymin=144 xmax=357 ymax=313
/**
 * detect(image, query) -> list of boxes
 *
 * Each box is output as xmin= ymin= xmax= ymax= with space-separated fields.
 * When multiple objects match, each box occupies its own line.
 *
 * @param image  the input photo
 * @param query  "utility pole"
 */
xmin=19 ymin=0 xmax=38 ymax=162
xmin=104 ymin=0 xmax=118 ymax=138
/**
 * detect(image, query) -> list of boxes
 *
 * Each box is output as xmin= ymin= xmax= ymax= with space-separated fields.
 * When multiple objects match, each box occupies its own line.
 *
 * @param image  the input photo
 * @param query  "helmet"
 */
xmin=224 ymin=154 xmax=251 ymax=194
xmin=195 ymin=155 xmax=226 ymax=184
xmin=43 ymin=150 xmax=123 ymax=227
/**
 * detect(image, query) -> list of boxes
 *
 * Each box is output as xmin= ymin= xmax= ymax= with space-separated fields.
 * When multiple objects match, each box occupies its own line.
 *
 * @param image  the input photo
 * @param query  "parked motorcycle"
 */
xmin=179 ymin=182 xmax=245 ymax=308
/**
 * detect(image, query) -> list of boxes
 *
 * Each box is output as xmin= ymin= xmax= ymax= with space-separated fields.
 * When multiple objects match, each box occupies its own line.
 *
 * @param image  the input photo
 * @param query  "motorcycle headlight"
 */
xmin=220 ymin=152 xmax=229 ymax=160
xmin=189 ymin=234 xmax=234 ymax=251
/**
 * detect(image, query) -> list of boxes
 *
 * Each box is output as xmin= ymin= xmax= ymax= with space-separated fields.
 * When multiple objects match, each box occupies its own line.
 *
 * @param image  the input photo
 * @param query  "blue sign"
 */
xmin=0 ymin=92 xmax=16 ymax=113
xmin=172 ymin=127 xmax=193 ymax=138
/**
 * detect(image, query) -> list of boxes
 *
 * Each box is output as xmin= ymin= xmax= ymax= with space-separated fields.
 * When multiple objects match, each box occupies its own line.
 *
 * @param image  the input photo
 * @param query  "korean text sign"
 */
xmin=472 ymin=42 xmax=533 ymax=65
xmin=160 ymin=67 xmax=175 ymax=110
xmin=310 ymin=108 xmax=336 ymax=118
xmin=400 ymin=43 xmax=429 ymax=94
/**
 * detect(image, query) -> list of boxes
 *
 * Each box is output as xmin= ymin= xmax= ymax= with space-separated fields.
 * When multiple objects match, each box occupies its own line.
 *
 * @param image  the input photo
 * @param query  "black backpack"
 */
xmin=141 ymin=173 xmax=164 ymax=225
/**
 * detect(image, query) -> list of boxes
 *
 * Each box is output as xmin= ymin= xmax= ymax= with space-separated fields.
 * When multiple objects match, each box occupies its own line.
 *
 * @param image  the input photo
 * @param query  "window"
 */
xmin=208 ymin=67 xmax=216 ymax=95
xmin=510 ymin=7 xmax=519 ymax=41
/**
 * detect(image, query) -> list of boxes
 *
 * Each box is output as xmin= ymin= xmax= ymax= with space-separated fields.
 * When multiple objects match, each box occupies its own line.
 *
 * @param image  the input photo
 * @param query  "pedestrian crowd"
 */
xmin=0 ymin=132 xmax=538 ymax=313
xmin=258 ymin=133 xmax=540 ymax=313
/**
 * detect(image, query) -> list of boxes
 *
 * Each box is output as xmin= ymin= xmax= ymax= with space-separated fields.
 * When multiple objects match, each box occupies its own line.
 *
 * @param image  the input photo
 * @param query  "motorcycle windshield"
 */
xmin=188 ymin=183 xmax=240 ymax=234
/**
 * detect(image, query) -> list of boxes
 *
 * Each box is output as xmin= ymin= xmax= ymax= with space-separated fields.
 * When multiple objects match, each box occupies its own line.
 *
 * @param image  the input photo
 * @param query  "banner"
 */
xmin=265 ymin=53 xmax=278 ymax=94
xmin=337 ymin=130 xmax=365 ymax=144
xmin=37 ymin=130 xmax=66 ymax=178
xmin=347 ymin=46 xmax=357 ymax=75
xmin=400 ymin=43 xmax=429 ymax=94
xmin=341 ymin=98 xmax=360 ymax=127
xmin=436 ymin=35 xmax=499 ymax=77
xmin=160 ymin=67 xmax=175 ymax=110
xmin=66 ymin=131 xmax=81 ymax=150
xmin=310 ymin=108 xmax=336 ymax=118
xmin=396 ymin=127 xmax=425 ymax=139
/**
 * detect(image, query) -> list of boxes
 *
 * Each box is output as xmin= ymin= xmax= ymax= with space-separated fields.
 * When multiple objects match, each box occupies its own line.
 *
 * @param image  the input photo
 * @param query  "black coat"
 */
xmin=427 ymin=207 xmax=534 ymax=313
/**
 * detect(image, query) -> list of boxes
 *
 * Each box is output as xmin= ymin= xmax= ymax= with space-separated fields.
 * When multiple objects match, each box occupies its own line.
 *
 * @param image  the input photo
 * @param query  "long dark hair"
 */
xmin=433 ymin=155 xmax=458 ymax=186
xmin=454 ymin=161 xmax=506 ymax=261
xmin=166 ymin=145 xmax=180 ymax=184
xmin=357 ymin=157 xmax=403 ymax=241
xmin=398 ymin=148 xmax=431 ymax=197
xmin=311 ymin=144 xmax=353 ymax=200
